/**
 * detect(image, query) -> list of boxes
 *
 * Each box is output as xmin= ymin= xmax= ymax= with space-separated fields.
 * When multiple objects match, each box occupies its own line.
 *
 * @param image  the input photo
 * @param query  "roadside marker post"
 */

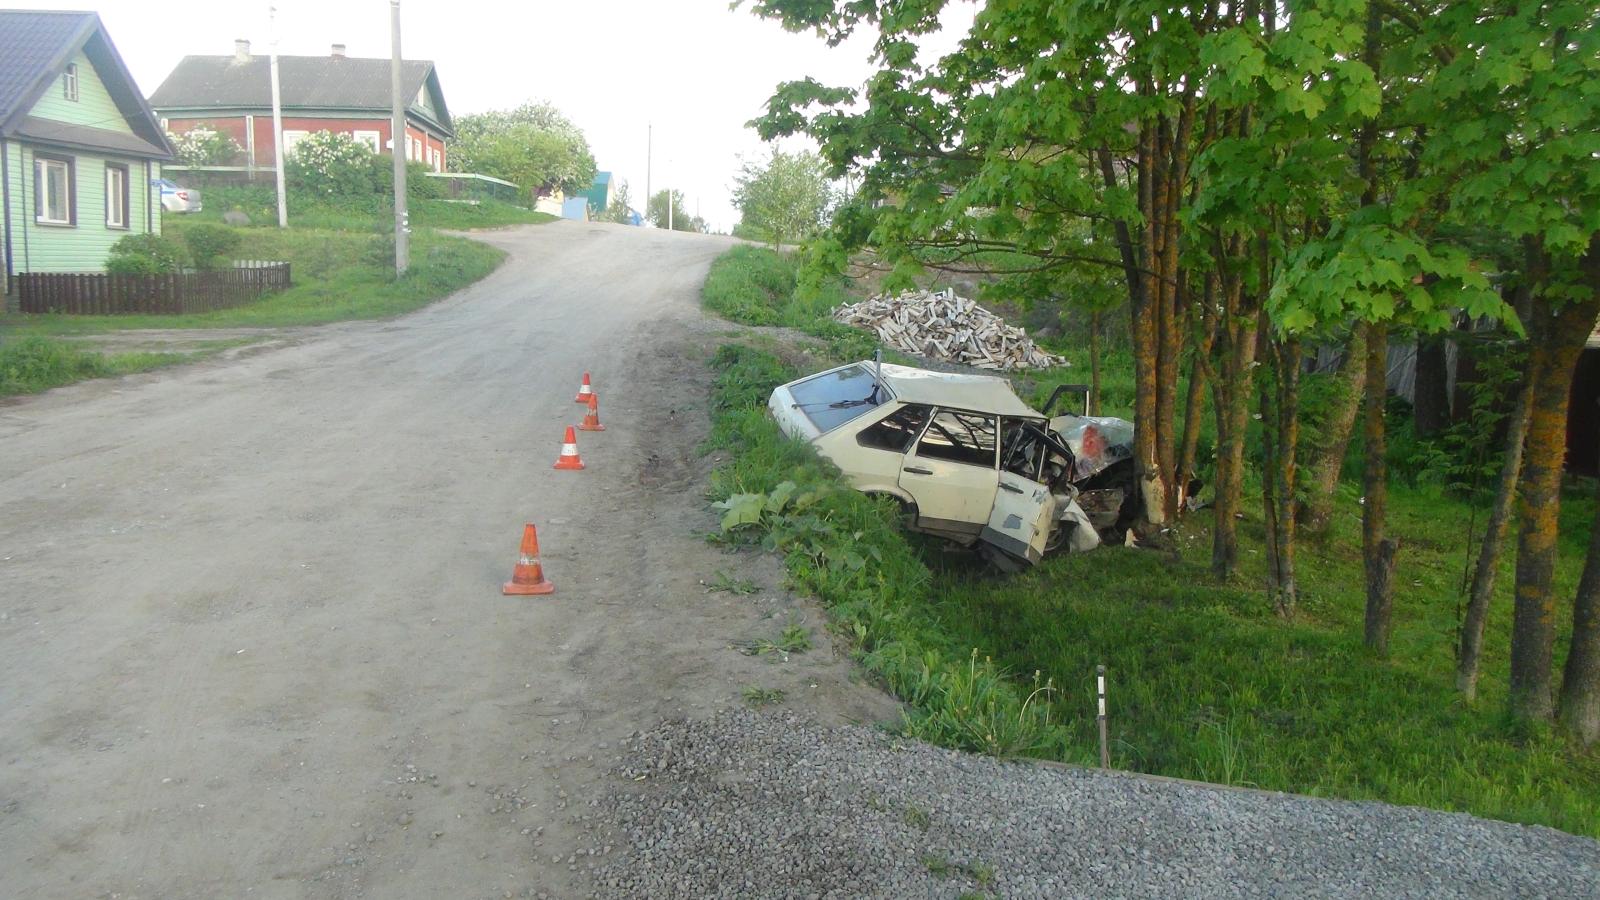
xmin=1097 ymin=664 xmax=1109 ymax=769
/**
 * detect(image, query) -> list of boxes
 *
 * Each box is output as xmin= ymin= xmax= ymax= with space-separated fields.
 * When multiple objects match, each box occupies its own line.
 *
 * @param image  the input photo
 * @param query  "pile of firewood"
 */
xmin=832 ymin=289 xmax=1067 ymax=371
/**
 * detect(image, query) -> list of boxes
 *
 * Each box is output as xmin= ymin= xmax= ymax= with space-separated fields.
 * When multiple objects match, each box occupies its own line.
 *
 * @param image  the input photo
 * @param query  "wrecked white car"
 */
xmin=767 ymin=358 xmax=1139 ymax=570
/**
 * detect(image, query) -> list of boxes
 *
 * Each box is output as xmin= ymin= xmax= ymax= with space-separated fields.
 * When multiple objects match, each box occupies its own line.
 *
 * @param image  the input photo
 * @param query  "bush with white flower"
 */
xmin=168 ymin=125 xmax=241 ymax=166
xmin=286 ymin=131 xmax=383 ymax=198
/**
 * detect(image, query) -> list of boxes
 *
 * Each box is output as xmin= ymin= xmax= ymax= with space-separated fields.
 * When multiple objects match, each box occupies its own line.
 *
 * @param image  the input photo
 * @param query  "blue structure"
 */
xmin=560 ymin=196 xmax=589 ymax=221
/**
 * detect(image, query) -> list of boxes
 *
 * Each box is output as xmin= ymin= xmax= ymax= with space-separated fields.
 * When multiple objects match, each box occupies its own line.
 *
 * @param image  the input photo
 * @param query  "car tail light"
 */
xmin=177 ymin=191 xmax=189 ymax=200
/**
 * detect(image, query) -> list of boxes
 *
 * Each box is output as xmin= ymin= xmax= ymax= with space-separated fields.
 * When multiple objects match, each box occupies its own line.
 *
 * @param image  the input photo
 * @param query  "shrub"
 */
xmin=168 ymin=125 xmax=241 ymax=166
xmin=106 ymin=233 xmax=186 ymax=275
xmin=182 ymin=224 xmax=242 ymax=269
xmin=286 ymin=132 xmax=380 ymax=199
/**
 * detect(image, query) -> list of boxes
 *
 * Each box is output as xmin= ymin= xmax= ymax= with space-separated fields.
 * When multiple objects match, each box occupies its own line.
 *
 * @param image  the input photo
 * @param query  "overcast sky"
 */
xmin=14 ymin=0 xmax=974 ymax=231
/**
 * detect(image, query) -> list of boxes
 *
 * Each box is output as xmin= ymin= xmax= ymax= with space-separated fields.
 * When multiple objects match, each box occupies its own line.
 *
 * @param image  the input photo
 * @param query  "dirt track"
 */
xmin=0 ymin=221 xmax=895 ymax=899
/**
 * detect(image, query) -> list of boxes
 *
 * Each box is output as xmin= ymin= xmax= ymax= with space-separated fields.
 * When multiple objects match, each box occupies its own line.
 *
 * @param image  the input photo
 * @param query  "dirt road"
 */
xmin=0 ymin=222 xmax=894 ymax=899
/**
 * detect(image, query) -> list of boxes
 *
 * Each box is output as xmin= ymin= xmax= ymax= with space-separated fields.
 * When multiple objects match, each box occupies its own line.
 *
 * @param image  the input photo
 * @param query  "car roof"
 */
xmin=866 ymin=361 xmax=1042 ymax=419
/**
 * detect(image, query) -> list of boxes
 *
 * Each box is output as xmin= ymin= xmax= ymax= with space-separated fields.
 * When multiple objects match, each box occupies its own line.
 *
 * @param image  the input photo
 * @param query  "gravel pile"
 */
xmin=590 ymin=709 xmax=1600 ymax=899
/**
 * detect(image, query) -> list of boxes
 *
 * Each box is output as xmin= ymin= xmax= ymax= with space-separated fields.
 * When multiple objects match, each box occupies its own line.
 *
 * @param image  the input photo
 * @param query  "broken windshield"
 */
xmin=787 ymin=365 xmax=886 ymax=433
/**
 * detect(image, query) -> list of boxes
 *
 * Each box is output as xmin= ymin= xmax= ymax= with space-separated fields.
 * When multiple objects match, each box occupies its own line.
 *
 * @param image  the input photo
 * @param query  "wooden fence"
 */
xmin=16 ymin=261 xmax=292 ymax=315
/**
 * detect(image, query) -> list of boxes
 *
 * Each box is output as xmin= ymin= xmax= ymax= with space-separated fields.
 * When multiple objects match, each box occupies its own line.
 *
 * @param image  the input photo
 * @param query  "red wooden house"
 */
xmin=148 ymin=41 xmax=452 ymax=171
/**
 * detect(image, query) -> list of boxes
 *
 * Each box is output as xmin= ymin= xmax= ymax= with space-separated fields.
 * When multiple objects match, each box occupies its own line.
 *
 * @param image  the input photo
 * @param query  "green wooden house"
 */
xmin=0 ymin=9 xmax=173 ymax=293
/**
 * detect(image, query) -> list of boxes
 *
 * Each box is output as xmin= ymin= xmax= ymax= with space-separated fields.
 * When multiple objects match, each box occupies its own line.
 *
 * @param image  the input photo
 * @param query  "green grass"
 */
xmin=1 ymin=222 xmax=505 ymax=336
xmin=0 ymin=335 xmax=199 ymax=396
xmin=702 ymin=245 xmax=877 ymax=359
xmin=697 ymin=243 xmax=1600 ymax=836
xmin=742 ymin=686 xmax=787 ymax=707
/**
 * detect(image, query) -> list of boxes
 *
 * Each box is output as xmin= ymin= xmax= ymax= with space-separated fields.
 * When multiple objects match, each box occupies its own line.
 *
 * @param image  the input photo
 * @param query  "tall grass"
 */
xmin=0 ymin=336 xmax=185 ymax=396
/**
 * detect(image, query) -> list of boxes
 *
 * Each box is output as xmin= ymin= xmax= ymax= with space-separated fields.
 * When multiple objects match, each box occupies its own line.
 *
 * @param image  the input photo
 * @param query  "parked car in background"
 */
xmin=153 ymin=178 xmax=201 ymax=213
xmin=767 ymin=358 xmax=1141 ymax=570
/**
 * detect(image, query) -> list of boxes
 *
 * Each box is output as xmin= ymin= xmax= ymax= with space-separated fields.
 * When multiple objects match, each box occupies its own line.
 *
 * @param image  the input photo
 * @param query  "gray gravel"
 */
xmin=587 ymin=709 xmax=1600 ymax=899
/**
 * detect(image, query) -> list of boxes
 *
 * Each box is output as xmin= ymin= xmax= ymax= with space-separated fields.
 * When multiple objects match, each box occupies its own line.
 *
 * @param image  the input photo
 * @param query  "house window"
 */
xmin=105 ymin=164 xmax=129 ymax=228
xmin=282 ymin=130 xmax=309 ymax=158
xmin=62 ymin=63 xmax=79 ymax=101
xmin=352 ymin=130 xmax=381 ymax=153
xmin=34 ymin=155 xmax=74 ymax=225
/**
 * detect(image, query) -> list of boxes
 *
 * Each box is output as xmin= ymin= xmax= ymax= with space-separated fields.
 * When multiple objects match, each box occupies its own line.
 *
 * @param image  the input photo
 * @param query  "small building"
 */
xmin=581 ymin=171 xmax=613 ymax=216
xmin=0 ymin=9 xmax=173 ymax=287
xmin=148 ymin=41 xmax=453 ymax=172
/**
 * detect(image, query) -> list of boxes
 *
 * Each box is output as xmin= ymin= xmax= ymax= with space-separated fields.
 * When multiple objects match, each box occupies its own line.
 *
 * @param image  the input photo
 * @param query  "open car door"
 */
xmin=978 ymin=471 xmax=1057 ymax=566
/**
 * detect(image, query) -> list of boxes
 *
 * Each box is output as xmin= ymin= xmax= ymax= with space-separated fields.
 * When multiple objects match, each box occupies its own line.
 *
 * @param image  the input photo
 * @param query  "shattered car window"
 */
xmin=1054 ymin=415 xmax=1136 ymax=481
xmin=915 ymin=410 xmax=997 ymax=468
xmin=787 ymin=365 xmax=886 ymax=433
xmin=857 ymin=404 xmax=933 ymax=453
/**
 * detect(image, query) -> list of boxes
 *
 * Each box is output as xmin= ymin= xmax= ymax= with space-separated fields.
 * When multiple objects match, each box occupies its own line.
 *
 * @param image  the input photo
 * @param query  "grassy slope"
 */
xmin=1 ymin=220 xmax=506 ymax=337
xmin=0 ymin=200 xmax=524 ymax=393
xmin=700 ymin=246 xmax=1600 ymax=837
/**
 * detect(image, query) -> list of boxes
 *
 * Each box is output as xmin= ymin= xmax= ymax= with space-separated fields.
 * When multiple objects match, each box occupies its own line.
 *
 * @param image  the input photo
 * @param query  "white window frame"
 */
xmin=62 ymin=63 xmax=79 ymax=101
xmin=34 ymin=156 xmax=73 ymax=225
xmin=281 ymin=129 xmax=310 ymax=158
xmin=352 ymin=130 xmax=381 ymax=153
xmin=105 ymin=164 xmax=128 ymax=228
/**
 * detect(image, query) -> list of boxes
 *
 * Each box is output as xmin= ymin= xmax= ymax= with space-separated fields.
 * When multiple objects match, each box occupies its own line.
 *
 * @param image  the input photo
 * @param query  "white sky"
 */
xmin=14 ymin=0 xmax=974 ymax=232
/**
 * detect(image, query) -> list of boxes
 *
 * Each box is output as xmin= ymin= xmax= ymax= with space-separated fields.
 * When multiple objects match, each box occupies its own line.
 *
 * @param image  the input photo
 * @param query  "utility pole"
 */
xmin=389 ymin=0 xmax=409 ymax=274
xmin=268 ymin=4 xmax=287 ymax=228
xmin=667 ymin=187 xmax=673 ymax=231
xmin=645 ymin=122 xmax=651 ymax=228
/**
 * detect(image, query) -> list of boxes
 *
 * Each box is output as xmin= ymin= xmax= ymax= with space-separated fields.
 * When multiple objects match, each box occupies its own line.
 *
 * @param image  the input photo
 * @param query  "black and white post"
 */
xmin=1096 ymin=664 xmax=1109 ymax=768
xmin=388 ymin=0 xmax=409 ymax=274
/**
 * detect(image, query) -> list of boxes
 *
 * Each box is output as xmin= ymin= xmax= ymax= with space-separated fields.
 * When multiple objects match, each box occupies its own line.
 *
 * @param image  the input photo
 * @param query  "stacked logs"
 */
xmin=832 ymin=288 xmax=1067 ymax=371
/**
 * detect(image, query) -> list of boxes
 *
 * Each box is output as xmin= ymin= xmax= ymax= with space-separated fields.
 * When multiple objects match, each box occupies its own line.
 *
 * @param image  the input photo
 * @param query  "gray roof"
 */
xmin=149 ymin=55 xmax=453 ymax=135
xmin=0 ymin=9 xmax=171 ymax=158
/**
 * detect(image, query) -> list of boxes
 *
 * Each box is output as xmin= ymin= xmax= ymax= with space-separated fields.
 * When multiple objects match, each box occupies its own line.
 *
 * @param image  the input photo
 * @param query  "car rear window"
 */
xmin=789 ymin=365 xmax=885 ymax=433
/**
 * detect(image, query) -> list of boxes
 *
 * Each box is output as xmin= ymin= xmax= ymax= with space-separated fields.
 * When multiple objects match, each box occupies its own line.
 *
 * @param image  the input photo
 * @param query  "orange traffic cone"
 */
xmin=502 ymin=523 xmax=555 ymax=595
xmin=574 ymin=372 xmax=595 ymax=404
xmin=553 ymin=426 xmax=585 ymax=470
xmin=578 ymin=393 xmax=606 ymax=432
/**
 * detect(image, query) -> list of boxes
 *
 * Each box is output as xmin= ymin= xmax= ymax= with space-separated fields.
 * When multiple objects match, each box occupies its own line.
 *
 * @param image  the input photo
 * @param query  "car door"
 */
xmin=899 ymin=408 xmax=999 ymax=534
xmin=817 ymin=403 xmax=933 ymax=495
xmin=981 ymin=470 xmax=1057 ymax=564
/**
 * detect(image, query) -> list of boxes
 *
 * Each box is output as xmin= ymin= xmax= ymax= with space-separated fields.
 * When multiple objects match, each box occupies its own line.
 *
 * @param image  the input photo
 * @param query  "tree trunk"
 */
xmin=1177 ymin=295 xmax=1215 ymax=509
xmin=1132 ymin=120 xmax=1167 ymax=530
xmin=1363 ymin=323 xmax=1400 ymax=655
xmin=1558 ymin=490 xmax=1600 ymax=745
xmin=1296 ymin=326 xmax=1368 ymax=532
xmin=1414 ymin=333 xmax=1452 ymax=438
xmin=1510 ymin=293 xmax=1597 ymax=721
xmin=1210 ymin=259 xmax=1259 ymax=579
xmin=1273 ymin=336 xmax=1302 ymax=616
xmin=1089 ymin=309 xmax=1103 ymax=416
xmin=1456 ymin=377 xmax=1533 ymax=701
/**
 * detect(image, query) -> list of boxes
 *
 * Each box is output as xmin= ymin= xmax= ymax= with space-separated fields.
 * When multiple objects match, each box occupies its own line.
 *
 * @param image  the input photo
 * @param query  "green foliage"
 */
xmin=106 ymin=233 xmax=187 ymax=275
xmin=286 ymin=131 xmax=382 ymax=199
xmin=0 ymin=337 xmax=182 ymax=396
xmin=167 ymin=125 xmax=241 ymax=166
xmin=702 ymin=246 xmax=876 ymax=357
xmin=646 ymin=189 xmax=701 ymax=232
xmin=182 ymin=224 xmax=242 ymax=269
xmin=742 ymin=686 xmax=787 ymax=707
xmin=596 ymin=179 xmax=636 ymax=224
xmin=732 ymin=149 xmax=833 ymax=248
xmin=448 ymin=101 xmax=597 ymax=199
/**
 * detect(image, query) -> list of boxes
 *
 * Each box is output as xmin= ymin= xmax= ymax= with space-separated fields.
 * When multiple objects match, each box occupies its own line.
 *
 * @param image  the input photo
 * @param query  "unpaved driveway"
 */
xmin=0 ymin=221 xmax=895 ymax=899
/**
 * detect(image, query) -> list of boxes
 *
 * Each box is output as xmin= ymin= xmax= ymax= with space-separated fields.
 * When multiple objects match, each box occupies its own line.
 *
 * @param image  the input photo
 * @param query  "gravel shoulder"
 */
xmin=591 ymin=709 xmax=1600 ymax=899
